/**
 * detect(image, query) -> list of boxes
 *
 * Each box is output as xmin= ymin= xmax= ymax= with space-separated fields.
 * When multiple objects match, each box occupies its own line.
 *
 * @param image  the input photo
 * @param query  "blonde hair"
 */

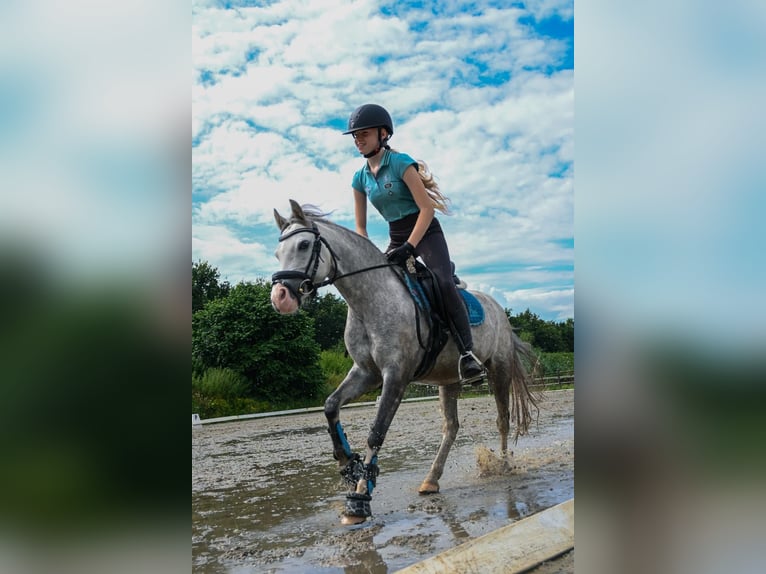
xmin=389 ymin=148 xmax=452 ymax=215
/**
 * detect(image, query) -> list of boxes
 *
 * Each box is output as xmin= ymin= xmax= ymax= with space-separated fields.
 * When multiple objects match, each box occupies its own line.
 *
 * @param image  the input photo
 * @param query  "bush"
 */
xmin=320 ymin=344 xmax=353 ymax=388
xmin=192 ymin=392 xmax=271 ymax=420
xmin=536 ymin=352 xmax=574 ymax=376
xmin=319 ymin=344 xmax=381 ymax=403
xmin=192 ymin=281 xmax=324 ymax=404
xmin=191 ymin=368 xmax=267 ymax=418
xmin=192 ymin=367 xmax=250 ymax=399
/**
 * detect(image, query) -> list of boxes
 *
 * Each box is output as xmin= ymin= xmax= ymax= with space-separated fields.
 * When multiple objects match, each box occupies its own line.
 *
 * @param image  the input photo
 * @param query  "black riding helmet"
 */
xmin=342 ymin=104 xmax=394 ymax=135
xmin=343 ymin=104 xmax=394 ymax=158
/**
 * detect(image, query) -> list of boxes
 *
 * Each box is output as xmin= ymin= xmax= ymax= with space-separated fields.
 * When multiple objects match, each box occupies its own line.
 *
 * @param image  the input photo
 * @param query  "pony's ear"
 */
xmin=274 ymin=209 xmax=289 ymax=231
xmin=289 ymin=199 xmax=305 ymax=221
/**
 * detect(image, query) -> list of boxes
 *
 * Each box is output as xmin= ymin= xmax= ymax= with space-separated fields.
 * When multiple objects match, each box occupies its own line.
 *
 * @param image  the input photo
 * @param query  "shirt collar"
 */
xmin=364 ymin=149 xmax=391 ymax=174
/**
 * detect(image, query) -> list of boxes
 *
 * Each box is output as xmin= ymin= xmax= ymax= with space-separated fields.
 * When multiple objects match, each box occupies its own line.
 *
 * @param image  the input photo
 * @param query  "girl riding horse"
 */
xmin=344 ymin=103 xmax=487 ymax=385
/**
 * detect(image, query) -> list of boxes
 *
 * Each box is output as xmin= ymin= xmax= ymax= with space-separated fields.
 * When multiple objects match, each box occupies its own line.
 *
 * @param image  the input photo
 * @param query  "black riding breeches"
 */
xmin=387 ymin=215 xmax=474 ymax=352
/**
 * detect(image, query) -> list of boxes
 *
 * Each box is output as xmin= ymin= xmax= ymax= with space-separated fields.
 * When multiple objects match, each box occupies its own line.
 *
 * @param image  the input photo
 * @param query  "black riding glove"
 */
xmin=386 ymin=241 xmax=415 ymax=265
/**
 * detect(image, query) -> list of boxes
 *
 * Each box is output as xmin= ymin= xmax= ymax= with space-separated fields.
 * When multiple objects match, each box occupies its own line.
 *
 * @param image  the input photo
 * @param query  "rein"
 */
xmin=271 ymin=223 xmax=396 ymax=299
xmin=272 ymin=220 xmax=433 ymax=364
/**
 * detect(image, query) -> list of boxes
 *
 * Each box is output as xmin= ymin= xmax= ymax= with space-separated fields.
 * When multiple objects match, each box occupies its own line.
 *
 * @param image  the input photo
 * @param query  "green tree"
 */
xmin=192 ymin=281 xmax=323 ymax=403
xmin=534 ymin=322 xmax=565 ymax=353
xmin=507 ymin=308 xmax=543 ymax=344
xmin=192 ymin=260 xmax=231 ymax=314
xmin=506 ymin=308 xmax=574 ymax=353
xmin=303 ymin=293 xmax=348 ymax=350
xmin=560 ymin=318 xmax=574 ymax=352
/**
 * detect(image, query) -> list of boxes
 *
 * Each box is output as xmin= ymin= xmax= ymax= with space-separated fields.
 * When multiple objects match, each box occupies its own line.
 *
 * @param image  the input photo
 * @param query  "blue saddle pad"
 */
xmin=403 ymin=273 xmax=485 ymax=326
xmin=460 ymin=289 xmax=485 ymax=326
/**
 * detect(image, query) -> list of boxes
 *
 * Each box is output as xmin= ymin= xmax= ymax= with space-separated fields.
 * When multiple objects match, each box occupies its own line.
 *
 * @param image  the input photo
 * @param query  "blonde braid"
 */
xmin=389 ymin=148 xmax=452 ymax=215
xmin=416 ymin=158 xmax=452 ymax=215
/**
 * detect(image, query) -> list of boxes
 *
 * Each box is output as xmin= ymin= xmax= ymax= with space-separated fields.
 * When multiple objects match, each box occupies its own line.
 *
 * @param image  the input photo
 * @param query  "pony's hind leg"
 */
xmin=489 ymin=360 xmax=512 ymax=457
xmin=419 ymin=383 xmax=460 ymax=494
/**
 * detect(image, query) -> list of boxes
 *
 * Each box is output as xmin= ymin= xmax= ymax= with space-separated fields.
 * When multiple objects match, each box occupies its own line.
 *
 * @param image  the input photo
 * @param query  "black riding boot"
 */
xmin=449 ymin=307 xmax=487 ymax=384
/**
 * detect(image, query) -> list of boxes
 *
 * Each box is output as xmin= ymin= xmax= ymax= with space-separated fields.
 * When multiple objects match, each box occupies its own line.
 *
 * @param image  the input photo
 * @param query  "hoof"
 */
xmin=341 ymin=514 xmax=367 ymax=526
xmin=418 ymin=480 xmax=440 ymax=494
xmin=343 ymin=492 xmax=371 ymax=524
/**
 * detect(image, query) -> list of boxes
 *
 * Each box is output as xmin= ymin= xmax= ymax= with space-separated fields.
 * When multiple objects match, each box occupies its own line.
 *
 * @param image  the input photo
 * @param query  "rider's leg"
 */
xmin=416 ymin=233 xmax=486 ymax=383
xmin=447 ymin=297 xmax=486 ymax=382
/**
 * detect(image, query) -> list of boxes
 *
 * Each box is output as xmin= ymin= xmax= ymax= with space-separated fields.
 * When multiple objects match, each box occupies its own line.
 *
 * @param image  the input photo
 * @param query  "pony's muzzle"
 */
xmin=270 ymin=281 xmax=300 ymax=314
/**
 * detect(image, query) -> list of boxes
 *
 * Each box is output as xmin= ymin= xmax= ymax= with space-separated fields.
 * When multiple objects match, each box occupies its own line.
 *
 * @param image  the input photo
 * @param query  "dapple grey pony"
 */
xmin=271 ymin=200 xmax=539 ymax=525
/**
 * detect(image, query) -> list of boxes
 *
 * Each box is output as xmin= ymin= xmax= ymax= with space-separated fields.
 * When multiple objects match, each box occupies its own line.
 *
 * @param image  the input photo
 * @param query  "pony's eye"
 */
xmin=298 ymin=239 xmax=310 ymax=250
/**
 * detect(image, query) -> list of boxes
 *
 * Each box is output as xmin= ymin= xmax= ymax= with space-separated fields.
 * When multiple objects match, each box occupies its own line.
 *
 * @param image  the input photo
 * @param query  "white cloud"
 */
xmin=524 ymin=0 xmax=574 ymax=21
xmin=192 ymin=224 xmax=274 ymax=284
xmin=192 ymin=0 xmax=574 ymax=320
xmin=502 ymin=287 xmax=574 ymax=321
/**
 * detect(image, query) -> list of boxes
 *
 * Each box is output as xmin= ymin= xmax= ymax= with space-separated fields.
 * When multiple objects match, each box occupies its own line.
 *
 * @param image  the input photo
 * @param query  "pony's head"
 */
xmin=270 ymin=200 xmax=335 ymax=314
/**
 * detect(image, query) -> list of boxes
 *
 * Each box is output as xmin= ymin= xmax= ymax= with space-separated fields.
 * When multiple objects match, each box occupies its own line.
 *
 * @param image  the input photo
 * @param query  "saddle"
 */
xmin=399 ymin=259 xmax=484 ymax=379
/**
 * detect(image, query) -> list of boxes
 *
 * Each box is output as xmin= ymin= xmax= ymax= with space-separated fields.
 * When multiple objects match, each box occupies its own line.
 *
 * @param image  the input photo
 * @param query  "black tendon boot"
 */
xmin=452 ymin=314 xmax=487 ymax=385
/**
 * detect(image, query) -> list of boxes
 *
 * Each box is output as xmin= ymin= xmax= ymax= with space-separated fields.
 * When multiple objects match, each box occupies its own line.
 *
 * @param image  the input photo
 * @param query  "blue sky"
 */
xmin=192 ymin=0 xmax=574 ymax=321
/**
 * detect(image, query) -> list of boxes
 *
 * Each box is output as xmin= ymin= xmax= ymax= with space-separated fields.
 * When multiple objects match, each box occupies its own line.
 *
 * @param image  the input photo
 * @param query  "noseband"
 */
xmin=271 ymin=223 xmax=339 ymax=302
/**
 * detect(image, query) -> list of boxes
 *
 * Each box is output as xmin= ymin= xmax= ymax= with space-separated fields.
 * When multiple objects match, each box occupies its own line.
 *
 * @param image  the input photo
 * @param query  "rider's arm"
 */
xmin=353 ymin=188 xmax=368 ymax=238
xmin=402 ymin=165 xmax=435 ymax=248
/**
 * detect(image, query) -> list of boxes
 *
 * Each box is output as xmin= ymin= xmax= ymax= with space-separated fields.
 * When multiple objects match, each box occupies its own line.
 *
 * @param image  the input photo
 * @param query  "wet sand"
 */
xmin=192 ymin=389 xmax=574 ymax=573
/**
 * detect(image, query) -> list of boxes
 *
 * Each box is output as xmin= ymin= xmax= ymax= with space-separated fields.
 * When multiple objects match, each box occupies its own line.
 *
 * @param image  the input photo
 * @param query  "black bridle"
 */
xmin=271 ymin=221 xmax=433 ymax=367
xmin=271 ymin=223 xmax=394 ymax=303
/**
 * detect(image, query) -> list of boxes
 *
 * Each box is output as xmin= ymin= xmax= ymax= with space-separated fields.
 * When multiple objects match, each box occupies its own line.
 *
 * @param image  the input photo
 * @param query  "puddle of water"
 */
xmin=193 ymin=392 xmax=574 ymax=573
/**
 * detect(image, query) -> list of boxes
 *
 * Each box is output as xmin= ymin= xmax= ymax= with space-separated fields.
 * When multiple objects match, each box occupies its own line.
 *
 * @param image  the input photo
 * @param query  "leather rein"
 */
xmin=271 ymin=223 xmax=394 ymax=301
xmin=271 ymin=222 xmax=434 ymax=365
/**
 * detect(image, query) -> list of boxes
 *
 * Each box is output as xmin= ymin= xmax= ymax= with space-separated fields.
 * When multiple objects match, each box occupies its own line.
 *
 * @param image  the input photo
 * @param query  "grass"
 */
xmin=192 ymin=349 xmax=574 ymax=418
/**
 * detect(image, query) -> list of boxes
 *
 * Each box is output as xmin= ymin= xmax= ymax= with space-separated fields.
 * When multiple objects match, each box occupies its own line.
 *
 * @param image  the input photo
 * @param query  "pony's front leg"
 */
xmin=324 ymin=364 xmax=378 ymax=466
xmin=323 ymin=365 xmax=384 ymax=525
xmin=324 ymin=363 xmax=380 ymax=468
xmin=340 ymin=449 xmax=380 ymax=526
xmin=341 ymin=371 xmax=409 ymax=525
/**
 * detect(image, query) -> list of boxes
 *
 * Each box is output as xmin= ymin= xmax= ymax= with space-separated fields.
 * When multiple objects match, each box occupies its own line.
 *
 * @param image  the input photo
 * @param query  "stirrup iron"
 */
xmin=459 ymin=351 xmax=487 ymax=385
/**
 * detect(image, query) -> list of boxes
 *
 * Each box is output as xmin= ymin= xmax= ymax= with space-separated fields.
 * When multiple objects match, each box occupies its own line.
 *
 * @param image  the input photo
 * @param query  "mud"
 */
xmin=192 ymin=389 xmax=573 ymax=573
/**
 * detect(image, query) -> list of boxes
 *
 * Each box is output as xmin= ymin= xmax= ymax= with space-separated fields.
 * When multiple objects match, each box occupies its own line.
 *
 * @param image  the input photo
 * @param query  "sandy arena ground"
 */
xmin=193 ymin=389 xmax=574 ymax=573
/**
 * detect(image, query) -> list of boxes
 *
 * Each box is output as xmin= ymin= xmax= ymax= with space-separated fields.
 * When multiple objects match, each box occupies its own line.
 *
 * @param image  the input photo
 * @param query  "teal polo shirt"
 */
xmin=351 ymin=150 xmax=420 ymax=222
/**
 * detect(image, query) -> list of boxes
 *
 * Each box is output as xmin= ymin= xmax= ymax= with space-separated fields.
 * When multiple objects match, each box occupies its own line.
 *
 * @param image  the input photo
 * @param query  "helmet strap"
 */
xmin=362 ymin=128 xmax=388 ymax=158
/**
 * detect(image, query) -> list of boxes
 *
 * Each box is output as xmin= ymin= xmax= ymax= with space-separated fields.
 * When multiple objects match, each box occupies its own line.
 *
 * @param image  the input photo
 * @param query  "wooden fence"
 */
xmin=529 ymin=369 xmax=574 ymax=389
xmin=403 ymin=370 xmax=574 ymax=399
